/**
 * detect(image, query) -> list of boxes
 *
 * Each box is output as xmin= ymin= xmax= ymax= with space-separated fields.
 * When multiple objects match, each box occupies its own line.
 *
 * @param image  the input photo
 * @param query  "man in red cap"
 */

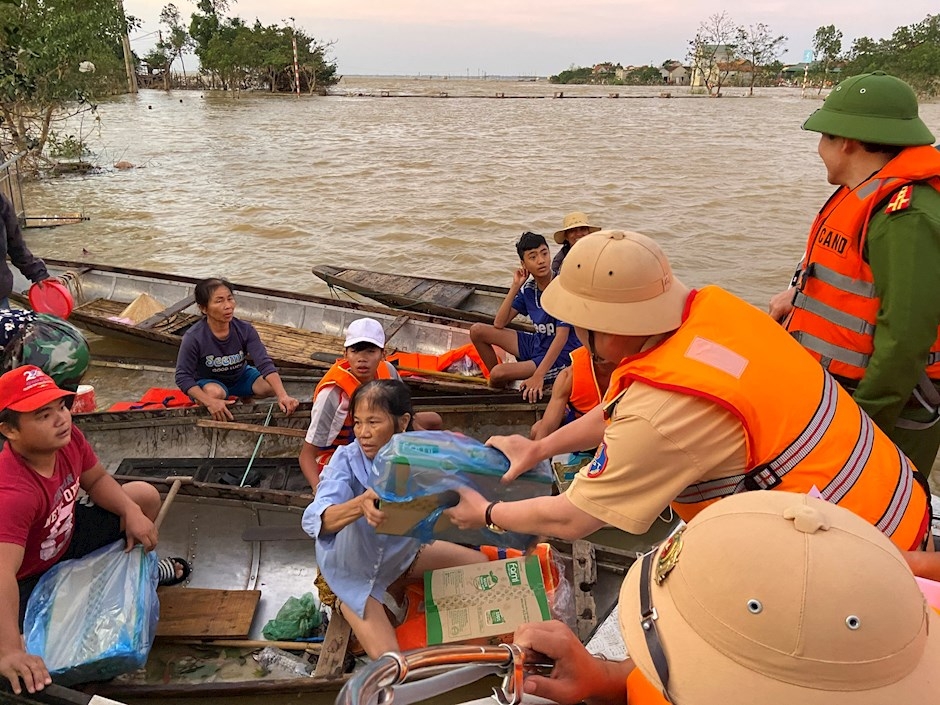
xmin=0 ymin=365 xmax=163 ymax=694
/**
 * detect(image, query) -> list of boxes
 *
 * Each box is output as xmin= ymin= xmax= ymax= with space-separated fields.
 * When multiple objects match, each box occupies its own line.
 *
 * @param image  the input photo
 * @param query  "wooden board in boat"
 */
xmin=312 ymin=265 xmax=531 ymax=328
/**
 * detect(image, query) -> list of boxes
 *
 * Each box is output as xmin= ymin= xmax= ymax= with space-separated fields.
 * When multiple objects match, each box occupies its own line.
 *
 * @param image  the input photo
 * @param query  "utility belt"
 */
xmin=831 ymin=372 xmax=940 ymax=431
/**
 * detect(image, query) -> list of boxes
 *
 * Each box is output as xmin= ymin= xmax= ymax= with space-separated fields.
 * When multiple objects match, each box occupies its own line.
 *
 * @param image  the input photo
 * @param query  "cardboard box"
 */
xmin=424 ymin=555 xmax=550 ymax=644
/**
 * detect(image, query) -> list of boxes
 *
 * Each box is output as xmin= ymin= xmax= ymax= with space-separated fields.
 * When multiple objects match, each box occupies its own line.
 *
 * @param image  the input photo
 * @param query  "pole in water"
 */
xmin=291 ymin=22 xmax=301 ymax=97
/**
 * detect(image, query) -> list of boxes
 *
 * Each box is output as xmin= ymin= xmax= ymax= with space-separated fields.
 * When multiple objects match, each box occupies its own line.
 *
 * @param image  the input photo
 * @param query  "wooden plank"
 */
xmin=137 ymin=295 xmax=196 ymax=329
xmin=314 ymin=608 xmax=352 ymax=678
xmin=421 ymin=281 xmax=475 ymax=309
xmin=383 ymin=314 xmax=411 ymax=344
xmin=156 ymin=588 xmax=261 ymax=638
xmin=195 ymin=419 xmax=308 ymax=438
xmin=573 ymin=539 xmax=598 ymax=642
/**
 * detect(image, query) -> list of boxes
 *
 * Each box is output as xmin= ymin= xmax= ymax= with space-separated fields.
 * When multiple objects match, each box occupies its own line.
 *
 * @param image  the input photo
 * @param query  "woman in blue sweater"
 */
xmin=175 ymin=278 xmax=299 ymax=421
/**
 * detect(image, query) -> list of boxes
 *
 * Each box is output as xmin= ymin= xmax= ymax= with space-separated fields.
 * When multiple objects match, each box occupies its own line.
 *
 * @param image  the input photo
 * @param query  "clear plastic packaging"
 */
xmin=24 ymin=540 xmax=159 ymax=686
xmin=371 ymin=431 xmax=554 ymax=550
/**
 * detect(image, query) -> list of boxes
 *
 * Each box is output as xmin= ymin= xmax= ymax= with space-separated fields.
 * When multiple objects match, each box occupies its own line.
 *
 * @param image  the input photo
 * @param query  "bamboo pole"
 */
xmin=115 ymin=0 xmax=137 ymax=94
xmin=195 ymin=419 xmax=307 ymax=438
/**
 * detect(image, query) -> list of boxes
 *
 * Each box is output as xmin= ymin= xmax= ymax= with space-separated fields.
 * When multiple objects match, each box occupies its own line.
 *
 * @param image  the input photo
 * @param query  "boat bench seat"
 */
xmin=410 ymin=282 xmax=475 ymax=310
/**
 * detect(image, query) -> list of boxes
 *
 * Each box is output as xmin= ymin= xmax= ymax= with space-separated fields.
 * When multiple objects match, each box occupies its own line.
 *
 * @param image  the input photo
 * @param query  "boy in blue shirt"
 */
xmin=470 ymin=231 xmax=581 ymax=402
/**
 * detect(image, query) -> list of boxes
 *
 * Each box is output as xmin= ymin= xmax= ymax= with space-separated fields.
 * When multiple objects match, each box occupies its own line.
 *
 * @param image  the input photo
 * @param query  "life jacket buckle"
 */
xmin=743 ymin=464 xmax=781 ymax=491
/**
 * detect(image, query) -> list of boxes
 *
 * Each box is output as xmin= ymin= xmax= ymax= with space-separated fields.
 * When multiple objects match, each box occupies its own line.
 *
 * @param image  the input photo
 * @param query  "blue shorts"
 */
xmin=515 ymin=331 xmax=568 ymax=378
xmin=197 ymin=365 xmax=262 ymax=398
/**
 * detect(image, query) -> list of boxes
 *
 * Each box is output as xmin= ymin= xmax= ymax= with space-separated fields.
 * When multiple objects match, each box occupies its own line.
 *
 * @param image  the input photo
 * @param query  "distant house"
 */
xmin=689 ymin=44 xmax=733 ymax=89
xmin=660 ymin=62 xmax=690 ymax=86
xmin=593 ymin=62 xmax=615 ymax=75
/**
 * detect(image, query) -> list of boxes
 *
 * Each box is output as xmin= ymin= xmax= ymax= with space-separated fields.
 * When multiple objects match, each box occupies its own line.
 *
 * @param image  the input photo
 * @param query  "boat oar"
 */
xmin=154 ymin=476 xmax=193 ymax=531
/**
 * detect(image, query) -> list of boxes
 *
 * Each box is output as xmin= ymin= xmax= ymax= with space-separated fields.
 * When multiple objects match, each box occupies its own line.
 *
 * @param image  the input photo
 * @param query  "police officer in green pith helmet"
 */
xmin=769 ymin=71 xmax=940 ymax=484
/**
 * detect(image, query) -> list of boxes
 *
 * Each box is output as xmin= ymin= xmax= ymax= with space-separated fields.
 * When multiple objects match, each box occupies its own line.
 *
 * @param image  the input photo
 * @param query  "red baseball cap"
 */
xmin=0 ymin=365 xmax=74 ymax=413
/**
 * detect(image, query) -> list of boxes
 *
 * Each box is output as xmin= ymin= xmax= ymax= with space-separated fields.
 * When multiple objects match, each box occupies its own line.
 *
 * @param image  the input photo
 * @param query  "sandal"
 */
xmin=157 ymin=556 xmax=192 ymax=587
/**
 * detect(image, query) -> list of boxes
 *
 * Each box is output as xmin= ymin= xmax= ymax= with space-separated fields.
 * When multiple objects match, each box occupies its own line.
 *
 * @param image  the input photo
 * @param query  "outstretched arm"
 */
xmin=531 ymin=367 xmax=572 ymax=439
xmin=0 ymin=543 xmax=50 ymax=694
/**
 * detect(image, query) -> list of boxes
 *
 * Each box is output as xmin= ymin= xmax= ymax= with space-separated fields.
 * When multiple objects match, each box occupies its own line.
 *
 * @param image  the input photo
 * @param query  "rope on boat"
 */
xmin=58 ymin=270 xmax=85 ymax=304
xmin=240 ymin=402 xmax=274 ymax=487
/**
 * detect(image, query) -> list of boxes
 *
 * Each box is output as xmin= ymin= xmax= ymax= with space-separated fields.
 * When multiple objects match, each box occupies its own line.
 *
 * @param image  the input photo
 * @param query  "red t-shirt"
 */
xmin=0 ymin=427 xmax=98 ymax=579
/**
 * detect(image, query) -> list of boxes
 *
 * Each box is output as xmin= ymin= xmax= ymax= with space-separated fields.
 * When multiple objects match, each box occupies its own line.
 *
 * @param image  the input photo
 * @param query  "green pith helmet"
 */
xmin=802 ymin=71 xmax=936 ymax=146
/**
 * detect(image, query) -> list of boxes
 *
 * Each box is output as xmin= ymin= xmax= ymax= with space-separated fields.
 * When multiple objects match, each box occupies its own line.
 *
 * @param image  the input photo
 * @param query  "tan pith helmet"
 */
xmin=541 ymin=230 xmax=690 ymax=336
xmin=553 ymin=211 xmax=601 ymax=244
xmin=620 ymin=491 xmax=940 ymax=705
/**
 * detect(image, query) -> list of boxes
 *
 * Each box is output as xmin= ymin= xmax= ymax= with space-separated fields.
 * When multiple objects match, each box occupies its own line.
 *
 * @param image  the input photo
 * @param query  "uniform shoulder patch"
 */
xmin=885 ymin=185 xmax=913 ymax=214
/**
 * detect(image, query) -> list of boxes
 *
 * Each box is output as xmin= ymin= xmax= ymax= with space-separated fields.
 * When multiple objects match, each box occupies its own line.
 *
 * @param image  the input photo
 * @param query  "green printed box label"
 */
xmin=505 ymin=560 xmax=522 ymax=586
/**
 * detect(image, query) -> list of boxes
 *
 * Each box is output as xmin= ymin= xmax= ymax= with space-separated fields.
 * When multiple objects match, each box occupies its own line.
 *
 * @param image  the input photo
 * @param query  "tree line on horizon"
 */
xmin=551 ymin=12 xmax=940 ymax=98
xmin=0 ymin=0 xmax=341 ymax=174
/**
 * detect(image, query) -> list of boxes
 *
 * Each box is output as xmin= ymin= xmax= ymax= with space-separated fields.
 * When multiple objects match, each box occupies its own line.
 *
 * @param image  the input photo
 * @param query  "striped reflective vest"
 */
xmin=603 ymin=286 xmax=927 ymax=550
xmin=564 ymin=346 xmax=603 ymax=424
xmin=785 ymin=145 xmax=940 ymax=381
xmin=311 ymin=359 xmax=396 ymax=471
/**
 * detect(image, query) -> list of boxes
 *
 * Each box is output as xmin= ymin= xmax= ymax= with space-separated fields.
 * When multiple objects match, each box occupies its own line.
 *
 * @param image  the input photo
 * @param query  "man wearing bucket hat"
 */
xmin=552 ymin=211 xmax=602 ymax=276
xmin=512 ymin=491 xmax=940 ymax=705
xmin=0 ymin=194 xmax=50 ymax=310
xmin=447 ymin=230 xmax=940 ymax=579
xmin=769 ymin=72 xmax=940 ymax=481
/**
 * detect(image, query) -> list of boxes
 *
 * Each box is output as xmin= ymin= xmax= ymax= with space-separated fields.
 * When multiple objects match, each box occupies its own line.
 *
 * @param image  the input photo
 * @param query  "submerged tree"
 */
xmin=812 ymin=24 xmax=843 ymax=93
xmin=736 ymin=23 xmax=787 ymax=95
xmin=0 ymin=0 xmax=130 ymax=172
xmin=189 ymin=1 xmax=338 ymax=92
xmin=687 ymin=12 xmax=740 ymax=95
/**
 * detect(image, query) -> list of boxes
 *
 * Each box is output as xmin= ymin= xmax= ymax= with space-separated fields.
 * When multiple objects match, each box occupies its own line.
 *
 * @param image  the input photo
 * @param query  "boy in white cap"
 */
xmin=514 ymin=491 xmax=939 ymax=704
xmin=298 ymin=318 xmax=440 ymax=490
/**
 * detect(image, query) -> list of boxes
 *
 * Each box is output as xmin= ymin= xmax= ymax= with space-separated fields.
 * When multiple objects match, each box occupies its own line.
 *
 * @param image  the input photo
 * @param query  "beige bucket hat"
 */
xmin=541 ymin=230 xmax=690 ymax=336
xmin=553 ymin=211 xmax=602 ymax=244
xmin=620 ymin=491 xmax=940 ymax=705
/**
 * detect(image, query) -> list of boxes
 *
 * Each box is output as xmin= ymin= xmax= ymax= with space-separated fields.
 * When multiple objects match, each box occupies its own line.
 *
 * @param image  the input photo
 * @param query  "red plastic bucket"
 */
xmin=71 ymin=384 xmax=97 ymax=414
xmin=28 ymin=279 xmax=74 ymax=318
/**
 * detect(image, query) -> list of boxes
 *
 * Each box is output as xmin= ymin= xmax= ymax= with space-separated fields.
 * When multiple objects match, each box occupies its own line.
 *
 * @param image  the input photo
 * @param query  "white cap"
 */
xmin=344 ymin=318 xmax=385 ymax=348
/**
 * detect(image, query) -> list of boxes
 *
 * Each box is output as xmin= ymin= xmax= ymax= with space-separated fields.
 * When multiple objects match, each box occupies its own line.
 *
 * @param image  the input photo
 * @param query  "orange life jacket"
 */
xmin=311 ymin=359 xmax=396 ymax=471
xmin=785 ymin=145 xmax=940 ymax=382
xmin=565 ymin=346 xmax=603 ymax=422
xmin=625 ymin=668 xmax=669 ymax=705
xmin=603 ymin=286 xmax=927 ymax=551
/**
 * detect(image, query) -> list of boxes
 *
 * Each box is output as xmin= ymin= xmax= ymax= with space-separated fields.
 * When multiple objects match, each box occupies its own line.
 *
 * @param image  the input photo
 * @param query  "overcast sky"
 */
xmin=125 ymin=0 xmax=938 ymax=76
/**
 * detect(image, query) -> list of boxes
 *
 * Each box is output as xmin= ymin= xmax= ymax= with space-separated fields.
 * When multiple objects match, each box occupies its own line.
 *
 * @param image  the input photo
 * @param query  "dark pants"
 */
xmin=17 ymin=502 xmax=124 ymax=629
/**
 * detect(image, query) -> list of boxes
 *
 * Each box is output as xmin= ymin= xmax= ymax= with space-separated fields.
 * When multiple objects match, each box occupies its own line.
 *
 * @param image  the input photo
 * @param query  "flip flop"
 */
xmin=157 ymin=556 xmax=192 ymax=587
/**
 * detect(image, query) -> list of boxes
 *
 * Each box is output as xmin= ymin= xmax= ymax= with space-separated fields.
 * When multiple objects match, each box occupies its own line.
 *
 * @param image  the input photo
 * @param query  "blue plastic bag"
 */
xmin=24 ymin=540 xmax=159 ymax=686
xmin=370 ymin=430 xmax=554 ymax=549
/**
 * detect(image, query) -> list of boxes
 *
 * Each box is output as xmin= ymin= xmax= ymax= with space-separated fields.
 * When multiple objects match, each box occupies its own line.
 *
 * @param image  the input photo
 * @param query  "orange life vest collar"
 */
xmin=602 ymin=285 xmax=926 ymax=549
xmin=786 ymin=145 xmax=940 ymax=381
xmin=311 ymin=359 xmax=396 ymax=470
xmin=567 ymin=346 xmax=603 ymax=419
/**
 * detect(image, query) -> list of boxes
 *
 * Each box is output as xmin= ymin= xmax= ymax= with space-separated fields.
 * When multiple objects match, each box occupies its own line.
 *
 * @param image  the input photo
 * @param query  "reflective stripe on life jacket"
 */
xmin=564 ymin=346 xmax=603 ymax=424
xmin=785 ymin=145 xmax=940 ymax=381
xmin=603 ymin=285 xmax=927 ymax=551
xmin=311 ymin=359 xmax=396 ymax=471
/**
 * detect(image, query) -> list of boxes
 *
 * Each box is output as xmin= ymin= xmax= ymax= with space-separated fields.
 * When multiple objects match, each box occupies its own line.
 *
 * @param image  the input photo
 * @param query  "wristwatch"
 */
xmin=485 ymin=501 xmax=506 ymax=534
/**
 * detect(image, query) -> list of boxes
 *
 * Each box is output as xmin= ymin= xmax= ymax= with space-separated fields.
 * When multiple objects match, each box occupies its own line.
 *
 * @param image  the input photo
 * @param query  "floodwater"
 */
xmin=25 ymin=78 xmax=940 ymax=310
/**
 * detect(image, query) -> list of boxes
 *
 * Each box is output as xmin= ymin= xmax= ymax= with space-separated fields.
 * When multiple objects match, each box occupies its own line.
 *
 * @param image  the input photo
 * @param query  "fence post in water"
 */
xmin=553 ymin=91 xmax=564 ymax=98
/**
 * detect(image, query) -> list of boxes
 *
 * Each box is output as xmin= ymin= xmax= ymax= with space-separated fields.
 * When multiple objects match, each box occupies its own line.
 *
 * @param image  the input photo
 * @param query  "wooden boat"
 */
xmin=10 ymin=259 xmax=493 ymax=394
xmin=71 ymin=474 xmax=678 ymax=704
xmin=74 ymin=397 xmax=546 ymax=502
xmin=312 ymin=265 xmax=524 ymax=327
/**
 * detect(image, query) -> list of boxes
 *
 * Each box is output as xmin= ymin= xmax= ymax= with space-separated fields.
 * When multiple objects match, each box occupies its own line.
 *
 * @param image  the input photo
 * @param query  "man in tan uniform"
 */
xmin=446 ymin=230 xmax=938 ymax=578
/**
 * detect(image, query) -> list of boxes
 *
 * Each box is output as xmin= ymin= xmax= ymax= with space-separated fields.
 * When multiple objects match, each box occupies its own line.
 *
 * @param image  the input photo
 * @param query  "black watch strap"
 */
xmin=485 ymin=501 xmax=505 ymax=533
